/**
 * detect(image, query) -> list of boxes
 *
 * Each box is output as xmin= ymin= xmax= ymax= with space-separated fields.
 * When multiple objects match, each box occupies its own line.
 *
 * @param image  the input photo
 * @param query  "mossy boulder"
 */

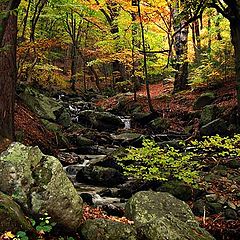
xmin=200 ymin=105 xmax=217 ymax=126
xmin=125 ymin=191 xmax=215 ymax=240
xmin=156 ymin=180 xmax=193 ymax=201
xmin=193 ymin=92 xmax=215 ymax=110
xmin=0 ymin=191 xmax=33 ymax=233
xmin=19 ymin=87 xmax=63 ymax=121
xmin=57 ymin=109 xmax=72 ymax=128
xmin=41 ymin=119 xmax=62 ymax=132
xmin=80 ymin=219 xmax=137 ymax=240
xmin=0 ymin=143 xmax=83 ymax=231
xmin=148 ymin=117 xmax=170 ymax=133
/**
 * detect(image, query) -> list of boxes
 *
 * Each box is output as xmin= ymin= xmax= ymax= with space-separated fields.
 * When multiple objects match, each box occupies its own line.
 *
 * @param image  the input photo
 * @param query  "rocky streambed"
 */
xmin=6 ymin=85 xmax=239 ymax=239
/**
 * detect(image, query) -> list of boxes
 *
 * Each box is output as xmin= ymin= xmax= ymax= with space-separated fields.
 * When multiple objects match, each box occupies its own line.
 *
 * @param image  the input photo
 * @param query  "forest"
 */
xmin=0 ymin=0 xmax=240 ymax=239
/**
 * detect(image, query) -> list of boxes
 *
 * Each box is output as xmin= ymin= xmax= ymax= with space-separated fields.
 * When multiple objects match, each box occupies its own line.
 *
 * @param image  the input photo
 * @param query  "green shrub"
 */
xmin=117 ymin=135 xmax=240 ymax=187
xmin=117 ymin=139 xmax=201 ymax=186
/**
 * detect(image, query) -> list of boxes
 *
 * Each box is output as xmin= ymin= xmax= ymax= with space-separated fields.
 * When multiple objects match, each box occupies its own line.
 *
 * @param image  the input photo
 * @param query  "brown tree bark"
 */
xmin=0 ymin=1 xmax=21 ymax=141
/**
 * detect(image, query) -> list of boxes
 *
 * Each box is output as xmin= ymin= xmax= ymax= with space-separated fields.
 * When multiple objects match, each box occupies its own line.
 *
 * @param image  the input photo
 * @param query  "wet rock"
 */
xmin=125 ymin=191 xmax=215 ymax=240
xmin=76 ymin=166 xmax=127 ymax=187
xmin=80 ymin=193 xmax=94 ymax=206
xmin=111 ymin=132 xmax=143 ymax=146
xmin=0 ymin=143 xmax=83 ymax=231
xmin=117 ymin=180 xmax=154 ymax=199
xmin=0 ymin=191 xmax=33 ymax=233
xmin=80 ymin=219 xmax=137 ymax=240
xmin=193 ymin=92 xmax=215 ymax=110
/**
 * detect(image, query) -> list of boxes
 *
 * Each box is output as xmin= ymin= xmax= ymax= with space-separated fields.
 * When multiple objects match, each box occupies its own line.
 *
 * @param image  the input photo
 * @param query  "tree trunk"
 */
xmin=0 ymin=11 xmax=18 ymax=140
xmin=230 ymin=19 xmax=240 ymax=118
xmin=70 ymin=43 xmax=78 ymax=91
xmin=173 ymin=2 xmax=189 ymax=93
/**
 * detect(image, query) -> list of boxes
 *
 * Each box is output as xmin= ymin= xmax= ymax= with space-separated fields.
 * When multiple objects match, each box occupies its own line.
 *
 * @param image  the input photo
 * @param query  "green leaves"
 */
xmin=117 ymin=134 xmax=240 ymax=187
xmin=117 ymin=138 xmax=201 ymax=186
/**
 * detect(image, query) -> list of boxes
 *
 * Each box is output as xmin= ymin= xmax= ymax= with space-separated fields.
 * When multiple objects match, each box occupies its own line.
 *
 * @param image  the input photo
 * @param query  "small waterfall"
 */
xmin=119 ymin=116 xmax=131 ymax=129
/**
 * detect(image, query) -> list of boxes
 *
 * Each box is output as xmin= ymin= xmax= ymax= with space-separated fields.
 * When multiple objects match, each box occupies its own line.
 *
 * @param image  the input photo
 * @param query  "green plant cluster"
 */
xmin=190 ymin=134 xmax=240 ymax=158
xmin=117 ymin=139 xmax=201 ymax=186
xmin=117 ymin=135 xmax=240 ymax=186
xmin=12 ymin=213 xmax=75 ymax=240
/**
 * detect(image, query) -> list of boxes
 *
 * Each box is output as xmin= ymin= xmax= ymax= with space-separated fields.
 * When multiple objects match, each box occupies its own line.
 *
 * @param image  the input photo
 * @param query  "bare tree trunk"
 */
xmin=137 ymin=0 xmax=154 ymax=112
xmin=173 ymin=2 xmax=189 ymax=93
xmin=0 ymin=2 xmax=20 ymax=140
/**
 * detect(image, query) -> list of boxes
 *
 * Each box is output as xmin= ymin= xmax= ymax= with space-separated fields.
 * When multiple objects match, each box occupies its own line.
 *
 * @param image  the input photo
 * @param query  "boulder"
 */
xmin=156 ymin=180 xmax=193 ymax=201
xmin=77 ymin=110 xmax=124 ymax=131
xmin=80 ymin=219 xmax=137 ymax=240
xmin=125 ymin=191 xmax=215 ymax=240
xmin=0 ymin=191 xmax=33 ymax=233
xmin=57 ymin=108 xmax=72 ymax=128
xmin=200 ymin=118 xmax=228 ymax=136
xmin=76 ymin=136 xmax=95 ymax=147
xmin=19 ymin=87 xmax=63 ymax=121
xmin=200 ymin=105 xmax=217 ymax=126
xmin=111 ymin=132 xmax=143 ymax=146
xmin=41 ymin=119 xmax=62 ymax=132
xmin=148 ymin=117 xmax=170 ymax=133
xmin=76 ymin=166 xmax=126 ymax=187
xmin=132 ymin=112 xmax=159 ymax=126
xmin=193 ymin=92 xmax=215 ymax=110
xmin=0 ymin=143 xmax=83 ymax=231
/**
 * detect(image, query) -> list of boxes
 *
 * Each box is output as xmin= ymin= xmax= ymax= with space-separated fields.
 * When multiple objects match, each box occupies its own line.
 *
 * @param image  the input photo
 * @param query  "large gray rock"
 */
xmin=19 ymin=87 xmax=63 ymax=121
xmin=0 ymin=143 xmax=83 ymax=231
xmin=0 ymin=191 xmax=33 ymax=233
xmin=80 ymin=219 xmax=137 ymax=240
xmin=77 ymin=110 xmax=124 ymax=131
xmin=125 ymin=191 xmax=215 ymax=240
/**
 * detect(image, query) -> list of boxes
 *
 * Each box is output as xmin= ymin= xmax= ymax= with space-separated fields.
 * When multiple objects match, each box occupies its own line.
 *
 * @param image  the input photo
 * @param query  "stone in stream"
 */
xmin=77 ymin=110 xmax=124 ymax=131
xmin=0 ymin=142 xmax=83 ymax=231
xmin=76 ymin=166 xmax=127 ymax=187
xmin=125 ymin=191 xmax=215 ymax=240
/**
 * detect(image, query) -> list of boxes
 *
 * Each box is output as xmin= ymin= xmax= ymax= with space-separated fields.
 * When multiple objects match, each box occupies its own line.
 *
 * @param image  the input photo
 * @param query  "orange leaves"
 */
xmin=82 ymin=205 xmax=134 ymax=225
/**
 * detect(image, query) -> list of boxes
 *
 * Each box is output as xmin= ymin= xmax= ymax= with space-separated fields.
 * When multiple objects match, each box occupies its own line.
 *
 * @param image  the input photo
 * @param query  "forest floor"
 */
xmin=13 ymin=78 xmax=240 ymax=239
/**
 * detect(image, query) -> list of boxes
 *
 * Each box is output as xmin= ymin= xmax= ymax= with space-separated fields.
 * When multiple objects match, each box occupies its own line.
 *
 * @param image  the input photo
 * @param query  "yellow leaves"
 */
xmin=0 ymin=231 xmax=15 ymax=240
